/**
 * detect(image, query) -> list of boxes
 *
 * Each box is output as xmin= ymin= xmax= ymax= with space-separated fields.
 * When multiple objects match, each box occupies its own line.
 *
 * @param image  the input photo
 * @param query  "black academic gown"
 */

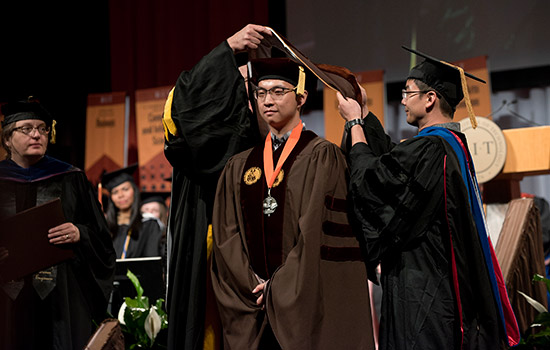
xmin=0 ymin=156 xmax=116 ymax=350
xmin=112 ymin=218 xmax=164 ymax=259
xmin=347 ymin=113 xmax=512 ymax=349
xmin=163 ymin=41 xmax=261 ymax=350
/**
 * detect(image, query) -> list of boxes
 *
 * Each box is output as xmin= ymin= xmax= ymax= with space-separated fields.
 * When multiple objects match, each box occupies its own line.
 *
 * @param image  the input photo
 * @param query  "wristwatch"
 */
xmin=345 ymin=118 xmax=364 ymax=133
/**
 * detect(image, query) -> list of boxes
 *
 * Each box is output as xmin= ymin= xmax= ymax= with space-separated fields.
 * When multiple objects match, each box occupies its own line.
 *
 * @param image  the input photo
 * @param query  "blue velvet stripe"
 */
xmin=0 ymin=156 xmax=77 ymax=182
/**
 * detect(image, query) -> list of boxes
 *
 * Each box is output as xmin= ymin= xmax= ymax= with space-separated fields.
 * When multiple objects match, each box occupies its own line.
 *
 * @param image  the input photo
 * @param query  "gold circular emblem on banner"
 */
xmin=272 ymin=169 xmax=284 ymax=187
xmin=244 ymin=167 xmax=262 ymax=185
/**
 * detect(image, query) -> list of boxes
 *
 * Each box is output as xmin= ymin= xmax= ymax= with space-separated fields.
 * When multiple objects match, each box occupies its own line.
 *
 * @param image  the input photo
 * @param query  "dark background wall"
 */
xmin=0 ymin=2 xmax=112 ymax=167
xmin=0 ymin=0 xmax=279 ymax=168
xmin=1 ymin=1 xmax=549 ymax=169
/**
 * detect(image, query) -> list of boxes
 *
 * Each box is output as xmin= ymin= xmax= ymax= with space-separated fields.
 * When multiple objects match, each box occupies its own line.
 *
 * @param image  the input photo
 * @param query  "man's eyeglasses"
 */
xmin=401 ymin=89 xmax=433 ymax=100
xmin=254 ymin=87 xmax=296 ymax=101
xmin=12 ymin=125 xmax=51 ymax=136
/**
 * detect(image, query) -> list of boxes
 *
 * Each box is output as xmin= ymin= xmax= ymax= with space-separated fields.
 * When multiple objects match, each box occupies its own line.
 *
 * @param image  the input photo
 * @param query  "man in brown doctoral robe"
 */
xmin=211 ymin=57 xmax=374 ymax=349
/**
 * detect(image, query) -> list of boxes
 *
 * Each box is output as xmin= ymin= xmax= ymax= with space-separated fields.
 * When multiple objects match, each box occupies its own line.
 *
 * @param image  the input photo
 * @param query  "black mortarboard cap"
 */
xmin=251 ymin=57 xmax=314 ymax=95
xmin=101 ymin=164 xmax=138 ymax=191
xmin=403 ymin=46 xmax=486 ymax=128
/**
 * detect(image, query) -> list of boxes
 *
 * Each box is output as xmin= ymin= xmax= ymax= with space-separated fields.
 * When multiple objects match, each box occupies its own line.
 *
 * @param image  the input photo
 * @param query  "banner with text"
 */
xmin=324 ymin=70 xmax=385 ymax=146
xmin=85 ymin=92 xmax=128 ymax=186
xmin=135 ymin=86 xmax=172 ymax=193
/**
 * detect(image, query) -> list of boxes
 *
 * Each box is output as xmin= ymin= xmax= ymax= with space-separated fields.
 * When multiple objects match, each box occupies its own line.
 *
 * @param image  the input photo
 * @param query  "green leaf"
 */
xmin=533 ymin=274 xmax=550 ymax=293
xmin=533 ymin=311 xmax=550 ymax=326
xmin=126 ymin=269 xmax=145 ymax=299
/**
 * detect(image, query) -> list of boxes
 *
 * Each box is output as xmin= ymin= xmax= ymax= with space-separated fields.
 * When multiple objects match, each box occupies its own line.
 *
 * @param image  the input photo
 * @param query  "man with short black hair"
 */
xmin=337 ymin=48 xmax=520 ymax=349
xmin=211 ymin=57 xmax=374 ymax=350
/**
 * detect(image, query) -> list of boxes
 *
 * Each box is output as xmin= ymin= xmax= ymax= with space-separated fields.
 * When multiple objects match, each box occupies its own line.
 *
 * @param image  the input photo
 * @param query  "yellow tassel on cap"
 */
xmin=50 ymin=119 xmax=57 ymax=144
xmin=441 ymin=61 xmax=477 ymax=129
xmin=296 ymin=66 xmax=306 ymax=95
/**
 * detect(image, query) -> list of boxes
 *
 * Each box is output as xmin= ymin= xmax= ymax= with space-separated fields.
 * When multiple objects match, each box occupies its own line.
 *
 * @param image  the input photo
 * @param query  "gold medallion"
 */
xmin=272 ymin=169 xmax=284 ymax=187
xmin=244 ymin=167 xmax=262 ymax=185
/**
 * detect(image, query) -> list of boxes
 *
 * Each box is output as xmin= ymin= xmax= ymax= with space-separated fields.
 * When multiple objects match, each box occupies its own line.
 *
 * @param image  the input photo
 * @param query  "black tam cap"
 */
xmin=101 ymin=164 xmax=138 ymax=191
xmin=403 ymin=46 xmax=486 ymax=128
xmin=251 ymin=57 xmax=311 ymax=95
xmin=1 ymin=98 xmax=54 ymax=128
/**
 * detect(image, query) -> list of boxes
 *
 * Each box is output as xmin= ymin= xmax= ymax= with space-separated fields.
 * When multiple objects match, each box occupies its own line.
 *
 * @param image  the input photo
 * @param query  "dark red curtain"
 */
xmin=108 ymin=0 xmax=269 ymax=163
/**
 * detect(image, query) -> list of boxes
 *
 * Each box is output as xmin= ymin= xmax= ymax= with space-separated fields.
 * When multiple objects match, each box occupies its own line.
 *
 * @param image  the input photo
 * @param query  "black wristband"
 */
xmin=345 ymin=118 xmax=364 ymax=133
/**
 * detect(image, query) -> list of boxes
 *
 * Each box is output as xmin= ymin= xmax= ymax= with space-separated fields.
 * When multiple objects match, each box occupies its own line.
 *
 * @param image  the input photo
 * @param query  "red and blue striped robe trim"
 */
xmin=418 ymin=126 xmax=520 ymax=347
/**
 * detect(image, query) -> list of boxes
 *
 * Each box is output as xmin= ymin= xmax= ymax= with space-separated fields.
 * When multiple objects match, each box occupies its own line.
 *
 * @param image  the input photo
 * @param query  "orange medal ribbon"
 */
xmin=262 ymin=121 xmax=303 ymax=215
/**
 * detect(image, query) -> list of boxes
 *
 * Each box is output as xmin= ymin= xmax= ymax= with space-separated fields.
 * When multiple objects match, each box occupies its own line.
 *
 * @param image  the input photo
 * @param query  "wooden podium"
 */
xmin=485 ymin=126 xmax=550 ymax=334
xmin=484 ymin=126 xmax=550 ymax=203
xmin=494 ymin=198 xmax=547 ymax=333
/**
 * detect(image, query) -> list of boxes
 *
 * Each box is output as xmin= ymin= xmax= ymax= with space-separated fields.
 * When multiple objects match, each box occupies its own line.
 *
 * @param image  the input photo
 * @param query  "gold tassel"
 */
xmin=441 ymin=61 xmax=477 ymax=129
xmin=296 ymin=66 xmax=306 ymax=95
xmin=50 ymin=119 xmax=57 ymax=144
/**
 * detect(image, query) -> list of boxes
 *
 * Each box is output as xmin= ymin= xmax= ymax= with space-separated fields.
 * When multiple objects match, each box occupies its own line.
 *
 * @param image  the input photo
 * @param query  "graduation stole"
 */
xmin=241 ymin=128 xmax=315 ymax=280
xmin=418 ymin=126 xmax=520 ymax=347
xmin=262 ymin=122 xmax=303 ymax=216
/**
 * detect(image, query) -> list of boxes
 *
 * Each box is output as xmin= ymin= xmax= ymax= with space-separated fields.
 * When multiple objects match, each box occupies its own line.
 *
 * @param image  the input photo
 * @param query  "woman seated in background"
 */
xmin=102 ymin=165 xmax=164 ymax=259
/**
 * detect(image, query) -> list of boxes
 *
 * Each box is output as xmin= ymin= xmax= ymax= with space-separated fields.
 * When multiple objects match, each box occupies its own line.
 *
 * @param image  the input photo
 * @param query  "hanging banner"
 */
xmin=85 ymin=92 xmax=128 ymax=186
xmin=135 ymin=86 xmax=172 ymax=193
xmin=453 ymin=55 xmax=492 ymax=122
xmin=324 ymin=69 xmax=385 ymax=145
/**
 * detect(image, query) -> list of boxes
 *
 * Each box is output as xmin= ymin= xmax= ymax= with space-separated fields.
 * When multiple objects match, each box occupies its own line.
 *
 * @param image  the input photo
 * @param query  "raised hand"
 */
xmin=227 ymin=24 xmax=272 ymax=52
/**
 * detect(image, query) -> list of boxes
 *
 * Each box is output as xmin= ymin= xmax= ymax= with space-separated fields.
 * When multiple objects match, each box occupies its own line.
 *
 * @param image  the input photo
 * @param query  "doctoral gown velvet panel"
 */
xmin=163 ymin=40 xmax=261 ymax=350
xmin=211 ymin=132 xmax=374 ymax=350
xmin=347 ymin=113 xmax=508 ymax=349
xmin=0 ymin=157 xmax=116 ymax=350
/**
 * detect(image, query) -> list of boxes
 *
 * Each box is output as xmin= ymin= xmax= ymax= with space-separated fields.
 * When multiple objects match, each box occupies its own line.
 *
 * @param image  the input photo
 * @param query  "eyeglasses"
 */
xmin=12 ymin=125 xmax=51 ymax=136
xmin=254 ymin=87 xmax=296 ymax=101
xmin=401 ymin=89 xmax=432 ymax=100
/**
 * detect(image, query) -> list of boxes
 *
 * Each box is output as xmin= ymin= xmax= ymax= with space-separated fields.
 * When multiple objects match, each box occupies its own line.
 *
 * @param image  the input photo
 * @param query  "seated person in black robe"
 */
xmin=102 ymin=165 xmax=165 ymax=259
xmin=336 ymin=48 xmax=520 ymax=349
xmin=0 ymin=98 xmax=116 ymax=350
